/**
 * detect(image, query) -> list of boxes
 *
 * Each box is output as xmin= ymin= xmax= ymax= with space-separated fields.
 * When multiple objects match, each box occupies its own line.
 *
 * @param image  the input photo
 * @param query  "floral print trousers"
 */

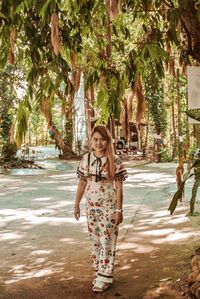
xmin=86 ymin=181 xmax=118 ymax=284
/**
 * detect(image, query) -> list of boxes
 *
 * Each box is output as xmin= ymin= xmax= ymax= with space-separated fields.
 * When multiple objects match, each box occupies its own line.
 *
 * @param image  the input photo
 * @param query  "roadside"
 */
xmin=0 ymin=161 xmax=199 ymax=299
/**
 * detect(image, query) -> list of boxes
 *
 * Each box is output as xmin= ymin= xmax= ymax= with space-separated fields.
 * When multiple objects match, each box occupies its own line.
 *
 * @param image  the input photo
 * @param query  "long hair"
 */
xmin=91 ymin=125 xmax=115 ymax=181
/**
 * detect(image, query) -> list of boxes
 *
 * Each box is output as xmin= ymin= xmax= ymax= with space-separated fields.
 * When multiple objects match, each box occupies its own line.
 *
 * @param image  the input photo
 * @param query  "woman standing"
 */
xmin=74 ymin=125 xmax=127 ymax=292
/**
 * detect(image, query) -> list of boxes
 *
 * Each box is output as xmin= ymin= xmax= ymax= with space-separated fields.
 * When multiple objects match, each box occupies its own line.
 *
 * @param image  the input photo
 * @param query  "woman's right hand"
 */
xmin=74 ymin=205 xmax=80 ymax=221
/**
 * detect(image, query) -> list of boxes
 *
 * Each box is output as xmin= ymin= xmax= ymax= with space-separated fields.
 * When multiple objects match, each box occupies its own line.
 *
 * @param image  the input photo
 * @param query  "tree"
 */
xmin=0 ymin=66 xmax=18 ymax=161
xmin=0 ymin=0 xmax=200 ymax=160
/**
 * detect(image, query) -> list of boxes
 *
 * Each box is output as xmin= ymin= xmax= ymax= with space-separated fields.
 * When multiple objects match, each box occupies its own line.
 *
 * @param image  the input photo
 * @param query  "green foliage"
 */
xmin=159 ymin=147 xmax=173 ymax=162
xmin=169 ymin=154 xmax=200 ymax=215
xmin=0 ymin=0 xmax=200 ymax=160
xmin=15 ymin=100 xmax=30 ymax=147
xmin=64 ymin=119 xmax=73 ymax=147
xmin=186 ymin=109 xmax=200 ymax=122
xmin=1 ymin=143 xmax=18 ymax=161
xmin=144 ymin=63 xmax=167 ymax=134
xmin=168 ymin=177 xmax=189 ymax=215
xmin=0 ymin=66 xmax=19 ymax=162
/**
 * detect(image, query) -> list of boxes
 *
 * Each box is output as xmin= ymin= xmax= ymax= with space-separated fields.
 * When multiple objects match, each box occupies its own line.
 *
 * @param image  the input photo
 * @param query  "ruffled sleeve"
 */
xmin=77 ymin=153 xmax=89 ymax=182
xmin=114 ymin=155 xmax=128 ymax=182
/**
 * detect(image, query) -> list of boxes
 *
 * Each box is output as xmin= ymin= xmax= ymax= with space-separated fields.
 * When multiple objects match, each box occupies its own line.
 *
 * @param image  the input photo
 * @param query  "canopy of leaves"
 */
xmin=0 ymin=0 xmax=200 ymax=144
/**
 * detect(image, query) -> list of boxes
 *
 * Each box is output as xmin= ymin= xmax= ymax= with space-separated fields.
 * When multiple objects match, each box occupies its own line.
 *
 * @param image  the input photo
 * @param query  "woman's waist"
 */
xmin=87 ymin=175 xmax=113 ymax=184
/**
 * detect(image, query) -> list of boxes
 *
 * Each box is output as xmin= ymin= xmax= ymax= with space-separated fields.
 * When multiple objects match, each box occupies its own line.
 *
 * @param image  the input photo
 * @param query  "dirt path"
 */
xmin=0 ymin=162 xmax=199 ymax=299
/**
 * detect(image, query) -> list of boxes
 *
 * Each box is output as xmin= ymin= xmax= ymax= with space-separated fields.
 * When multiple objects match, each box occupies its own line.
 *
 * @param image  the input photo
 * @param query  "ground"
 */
xmin=0 ymin=156 xmax=200 ymax=299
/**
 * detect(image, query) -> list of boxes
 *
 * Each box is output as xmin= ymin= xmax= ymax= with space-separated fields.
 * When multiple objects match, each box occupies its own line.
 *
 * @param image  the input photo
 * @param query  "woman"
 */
xmin=74 ymin=125 xmax=127 ymax=292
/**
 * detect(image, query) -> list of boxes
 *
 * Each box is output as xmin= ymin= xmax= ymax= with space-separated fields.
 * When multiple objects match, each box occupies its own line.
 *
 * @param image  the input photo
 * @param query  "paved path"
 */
xmin=0 ymin=161 xmax=199 ymax=299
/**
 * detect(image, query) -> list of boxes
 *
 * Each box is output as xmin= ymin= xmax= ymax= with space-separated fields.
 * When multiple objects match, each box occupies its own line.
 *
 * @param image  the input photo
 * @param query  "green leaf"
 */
xmin=190 ymin=181 xmax=200 ymax=215
xmin=112 ymin=24 xmax=118 ymax=37
xmin=168 ymin=173 xmax=194 ymax=215
xmin=0 ymin=11 xmax=7 ymax=19
xmin=186 ymin=109 xmax=200 ymax=121
xmin=39 ymin=0 xmax=53 ymax=19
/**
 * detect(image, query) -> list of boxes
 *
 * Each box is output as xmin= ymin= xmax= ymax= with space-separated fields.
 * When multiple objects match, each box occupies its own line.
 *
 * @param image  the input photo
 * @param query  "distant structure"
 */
xmin=73 ymin=74 xmax=87 ymax=154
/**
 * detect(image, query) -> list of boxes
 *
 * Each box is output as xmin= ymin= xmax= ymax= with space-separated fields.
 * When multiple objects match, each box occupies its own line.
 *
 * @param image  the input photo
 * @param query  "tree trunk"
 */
xmin=176 ymin=69 xmax=183 ymax=159
xmin=105 ymin=0 xmax=116 ymax=140
xmin=143 ymin=112 xmax=149 ymax=159
xmin=48 ymin=123 xmax=77 ymax=159
xmin=193 ymin=124 xmax=200 ymax=146
xmin=179 ymin=0 xmax=200 ymax=63
xmin=85 ymin=85 xmax=95 ymax=150
xmin=155 ymin=128 xmax=162 ymax=163
xmin=171 ymin=94 xmax=177 ymax=158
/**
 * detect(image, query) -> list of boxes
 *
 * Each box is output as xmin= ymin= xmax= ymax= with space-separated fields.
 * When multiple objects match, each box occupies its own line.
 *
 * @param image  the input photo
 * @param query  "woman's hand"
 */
xmin=74 ymin=205 xmax=80 ymax=221
xmin=114 ymin=211 xmax=123 ymax=227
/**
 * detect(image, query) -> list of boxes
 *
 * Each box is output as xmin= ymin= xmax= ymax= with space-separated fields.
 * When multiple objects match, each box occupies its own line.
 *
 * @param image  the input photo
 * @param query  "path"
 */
xmin=0 ymin=161 xmax=199 ymax=299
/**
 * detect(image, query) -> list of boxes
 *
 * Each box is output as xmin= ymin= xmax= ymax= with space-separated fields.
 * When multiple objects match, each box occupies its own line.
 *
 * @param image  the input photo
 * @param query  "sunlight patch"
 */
xmin=60 ymin=238 xmax=78 ymax=244
xmin=120 ymin=265 xmax=131 ymax=270
xmin=31 ymin=250 xmax=52 ymax=255
xmin=140 ymin=228 xmax=175 ymax=236
xmin=0 ymin=232 xmax=24 ymax=241
xmin=117 ymin=242 xmax=156 ymax=253
xmin=32 ymin=197 xmax=52 ymax=202
xmin=151 ymin=231 xmax=194 ymax=244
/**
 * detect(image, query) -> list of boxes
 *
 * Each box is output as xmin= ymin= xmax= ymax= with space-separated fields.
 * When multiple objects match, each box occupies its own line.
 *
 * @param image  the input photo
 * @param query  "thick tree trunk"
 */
xmin=105 ymin=0 xmax=116 ymax=140
xmin=171 ymin=98 xmax=177 ymax=159
xmin=155 ymin=128 xmax=162 ymax=163
xmin=193 ymin=125 xmax=200 ymax=146
xmin=48 ymin=123 xmax=77 ymax=159
xmin=179 ymin=0 xmax=200 ymax=63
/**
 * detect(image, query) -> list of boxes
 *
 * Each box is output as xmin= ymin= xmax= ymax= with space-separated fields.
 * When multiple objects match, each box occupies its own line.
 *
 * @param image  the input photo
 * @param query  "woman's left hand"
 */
xmin=114 ymin=211 xmax=123 ymax=227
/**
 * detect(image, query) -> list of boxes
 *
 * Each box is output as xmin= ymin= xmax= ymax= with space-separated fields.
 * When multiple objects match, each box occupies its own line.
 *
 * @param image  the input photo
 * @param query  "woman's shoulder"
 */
xmin=114 ymin=154 xmax=123 ymax=164
xmin=80 ymin=151 xmax=93 ymax=163
xmin=81 ymin=151 xmax=90 ymax=160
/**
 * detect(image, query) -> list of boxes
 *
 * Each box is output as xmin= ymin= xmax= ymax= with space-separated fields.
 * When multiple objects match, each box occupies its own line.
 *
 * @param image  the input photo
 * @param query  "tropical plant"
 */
xmin=0 ymin=0 xmax=200 ymax=160
xmin=0 ymin=67 xmax=18 ymax=162
xmin=169 ymin=147 xmax=200 ymax=215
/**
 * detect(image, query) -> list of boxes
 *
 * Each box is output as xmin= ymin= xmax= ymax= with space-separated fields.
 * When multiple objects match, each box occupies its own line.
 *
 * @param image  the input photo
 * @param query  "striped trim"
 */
xmin=77 ymin=168 xmax=85 ymax=176
xmin=115 ymin=170 xmax=127 ymax=177
xmin=77 ymin=168 xmax=88 ymax=181
xmin=98 ymin=273 xmax=113 ymax=278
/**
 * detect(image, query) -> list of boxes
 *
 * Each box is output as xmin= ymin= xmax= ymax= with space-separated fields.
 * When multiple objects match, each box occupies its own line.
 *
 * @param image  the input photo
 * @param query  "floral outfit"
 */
xmin=77 ymin=151 xmax=127 ymax=284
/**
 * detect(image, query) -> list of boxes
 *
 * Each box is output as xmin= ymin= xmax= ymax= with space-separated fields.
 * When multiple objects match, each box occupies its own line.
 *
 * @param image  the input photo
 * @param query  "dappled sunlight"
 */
xmin=119 ymin=265 xmax=132 ymax=270
xmin=0 ymin=232 xmax=24 ymax=241
xmin=6 ymin=267 xmax=61 ymax=284
xmin=0 ymin=161 xmax=198 ymax=288
xmin=32 ymin=197 xmax=53 ymax=202
xmin=117 ymin=242 xmax=156 ymax=253
xmin=133 ymin=226 xmax=150 ymax=231
xmin=0 ymin=177 xmax=22 ymax=183
xmin=60 ymin=237 xmax=81 ymax=244
xmin=151 ymin=230 xmax=194 ymax=244
xmin=164 ymin=216 xmax=189 ymax=225
xmin=140 ymin=228 xmax=175 ymax=236
xmin=0 ymin=208 xmax=86 ymax=230
xmin=31 ymin=250 xmax=53 ymax=255
xmin=48 ymin=173 xmax=76 ymax=179
xmin=57 ymin=185 xmax=77 ymax=191
xmin=152 ymin=210 xmax=171 ymax=218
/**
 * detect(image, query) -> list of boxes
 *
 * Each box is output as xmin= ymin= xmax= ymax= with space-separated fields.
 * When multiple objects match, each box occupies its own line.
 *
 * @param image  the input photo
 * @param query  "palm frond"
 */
xmin=186 ymin=109 xmax=200 ymax=122
xmin=15 ymin=101 xmax=30 ymax=146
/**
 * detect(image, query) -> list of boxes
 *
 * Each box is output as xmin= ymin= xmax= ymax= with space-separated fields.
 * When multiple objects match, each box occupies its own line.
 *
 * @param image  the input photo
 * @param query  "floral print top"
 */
xmin=77 ymin=151 xmax=127 ymax=182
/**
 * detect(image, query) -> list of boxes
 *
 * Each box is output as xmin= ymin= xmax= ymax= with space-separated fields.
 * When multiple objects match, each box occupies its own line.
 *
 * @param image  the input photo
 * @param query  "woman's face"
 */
xmin=91 ymin=132 xmax=108 ymax=153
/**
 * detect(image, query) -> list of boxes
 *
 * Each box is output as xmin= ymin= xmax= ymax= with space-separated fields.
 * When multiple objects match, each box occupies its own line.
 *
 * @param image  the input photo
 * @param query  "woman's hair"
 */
xmin=91 ymin=125 xmax=115 ymax=181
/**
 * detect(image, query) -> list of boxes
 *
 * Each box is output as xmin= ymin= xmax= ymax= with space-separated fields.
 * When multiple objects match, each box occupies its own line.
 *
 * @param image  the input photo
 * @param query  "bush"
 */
xmin=0 ymin=143 xmax=18 ymax=161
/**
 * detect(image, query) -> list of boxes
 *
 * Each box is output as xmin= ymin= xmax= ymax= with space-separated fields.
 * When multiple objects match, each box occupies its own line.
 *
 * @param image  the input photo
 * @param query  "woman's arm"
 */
xmin=74 ymin=179 xmax=87 ymax=221
xmin=114 ymin=180 xmax=123 ymax=226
